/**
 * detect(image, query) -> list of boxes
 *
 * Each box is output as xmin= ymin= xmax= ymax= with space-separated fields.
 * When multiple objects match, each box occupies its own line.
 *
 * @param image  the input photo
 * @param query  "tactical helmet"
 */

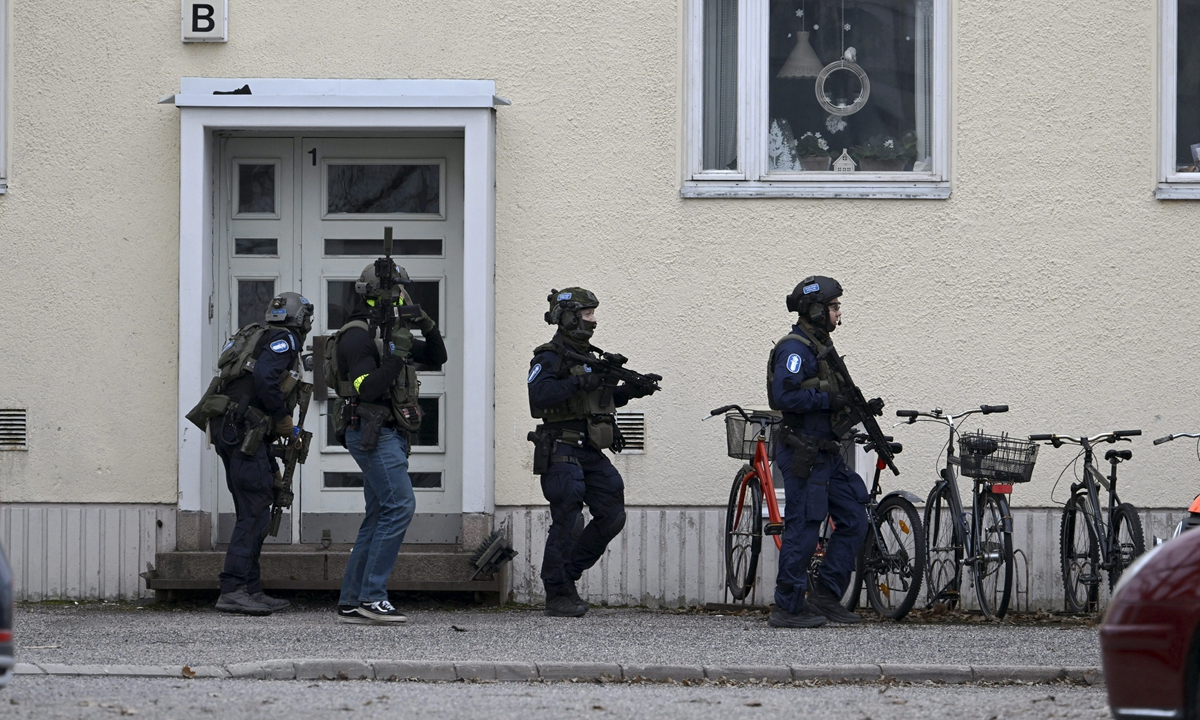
xmin=545 ymin=287 xmax=599 ymax=341
xmin=786 ymin=276 xmax=843 ymax=331
xmin=266 ymin=291 xmax=314 ymax=336
xmin=354 ymin=261 xmax=412 ymax=300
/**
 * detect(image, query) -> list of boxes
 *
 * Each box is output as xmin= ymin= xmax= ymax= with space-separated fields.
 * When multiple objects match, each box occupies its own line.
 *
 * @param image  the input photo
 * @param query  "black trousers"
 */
xmin=211 ymin=415 xmax=275 ymax=595
xmin=539 ymin=443 xmax=626 ymax=593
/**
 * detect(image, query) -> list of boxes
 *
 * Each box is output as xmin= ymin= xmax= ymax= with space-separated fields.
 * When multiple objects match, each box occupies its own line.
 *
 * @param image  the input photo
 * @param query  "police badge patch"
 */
xmin=270 ymin=340 xmax=290 ymax=353
xmin=786 ymin=353 xmax=803 ymax=374
xmin=527 ymin=364 xmax=542 ymax=383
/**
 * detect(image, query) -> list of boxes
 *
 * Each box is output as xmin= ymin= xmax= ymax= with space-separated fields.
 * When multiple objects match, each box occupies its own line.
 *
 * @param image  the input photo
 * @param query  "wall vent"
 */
xmin=615 ymin=411 xmax=645 ymax=453
xmin=0 ymin=409 xmax=27 ymax=450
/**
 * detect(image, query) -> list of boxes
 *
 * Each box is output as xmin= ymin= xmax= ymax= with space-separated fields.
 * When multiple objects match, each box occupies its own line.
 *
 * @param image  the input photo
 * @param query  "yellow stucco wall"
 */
xmin=1 ymin=1 xmax=1196 ymax=511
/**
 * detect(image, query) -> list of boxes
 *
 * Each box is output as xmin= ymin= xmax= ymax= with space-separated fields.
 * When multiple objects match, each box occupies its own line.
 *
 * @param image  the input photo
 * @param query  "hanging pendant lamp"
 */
xmin=778 ymin=31 xmax=823 ymax=78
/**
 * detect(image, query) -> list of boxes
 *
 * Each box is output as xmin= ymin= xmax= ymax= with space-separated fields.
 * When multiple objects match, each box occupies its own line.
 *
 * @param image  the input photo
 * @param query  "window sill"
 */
xmin=1155 ymin=183 xmax=1200 ymax=199
xmin=681 ymin=181 xmax=950 ymax=200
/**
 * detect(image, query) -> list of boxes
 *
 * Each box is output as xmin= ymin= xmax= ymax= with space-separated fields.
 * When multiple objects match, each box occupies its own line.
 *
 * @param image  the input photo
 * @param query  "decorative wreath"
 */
xmin=814 ymin=60 xmax=870 ymax=117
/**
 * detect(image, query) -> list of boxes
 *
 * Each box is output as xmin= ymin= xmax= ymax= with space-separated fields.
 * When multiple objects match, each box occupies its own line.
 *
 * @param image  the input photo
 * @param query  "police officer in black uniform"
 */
xmin=767 ymin=277 xmax=875 ymax=628
xmin=210 ymin=292 xmax=313 ymax=616
xmin=526 ymin=288 xmax=655 ymax=617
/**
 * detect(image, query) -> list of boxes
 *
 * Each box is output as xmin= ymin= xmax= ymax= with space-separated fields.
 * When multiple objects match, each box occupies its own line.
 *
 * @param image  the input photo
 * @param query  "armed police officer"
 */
xmin=199 ymin=292 xmax=313 ymax=616
xmin=527 ymin=288 xmax=659 ymax=617
xmin=327 ymin=261 xmax=446 ymax=625
xmin=767 ymin=276 xmax=882 ymax=628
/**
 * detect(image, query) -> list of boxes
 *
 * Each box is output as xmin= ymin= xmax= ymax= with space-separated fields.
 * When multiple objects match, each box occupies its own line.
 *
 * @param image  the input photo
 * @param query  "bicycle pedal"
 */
xmin=764 ymin=522 xmax=785 ymax=536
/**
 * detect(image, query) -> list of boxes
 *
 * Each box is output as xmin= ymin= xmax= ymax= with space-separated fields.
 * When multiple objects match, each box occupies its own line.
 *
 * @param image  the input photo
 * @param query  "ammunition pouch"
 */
xmin=239 ymin=407 xmax=270 ymax=456
xmin=185 ymin=377 xmax=228 ymax=431
xmin=779 ymin=427 xmax=840 ymax=480
xmin=330 ymin=398 xmax=349 ymax=448
xmin=586 ymin=415 xmax=616 ymax=451
xmin=357 ymin=402 xmax=390 ymax=452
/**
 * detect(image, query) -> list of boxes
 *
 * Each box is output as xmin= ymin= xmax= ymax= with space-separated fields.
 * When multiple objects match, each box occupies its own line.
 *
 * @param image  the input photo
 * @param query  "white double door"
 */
xmin=215 ymin=135 xmax=464 ymax=545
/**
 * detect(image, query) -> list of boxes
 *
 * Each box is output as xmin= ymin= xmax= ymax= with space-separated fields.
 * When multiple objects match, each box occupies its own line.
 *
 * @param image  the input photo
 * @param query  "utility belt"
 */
xmin=777 ymin=425 xmax=842 ymax=480
xmin=527 ymin=422 xmax=590 ymax=475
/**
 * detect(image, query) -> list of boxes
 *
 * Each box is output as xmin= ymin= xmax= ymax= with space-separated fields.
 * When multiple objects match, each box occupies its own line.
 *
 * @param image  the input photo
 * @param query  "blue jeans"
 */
xmin=338 ymin=427 xmax=417 ymax=605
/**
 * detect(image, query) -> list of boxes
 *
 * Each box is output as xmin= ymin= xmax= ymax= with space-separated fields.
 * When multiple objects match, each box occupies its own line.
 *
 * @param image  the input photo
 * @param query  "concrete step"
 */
xmin=147 ymin=550 xmax=503 ymax=593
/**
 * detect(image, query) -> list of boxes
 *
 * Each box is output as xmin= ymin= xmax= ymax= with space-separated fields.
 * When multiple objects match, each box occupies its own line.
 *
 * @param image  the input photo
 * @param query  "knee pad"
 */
xmin=599 ymin=509 xmax=626 ymax=540
xmin=571 ymin=514 xmax=585 ymax=541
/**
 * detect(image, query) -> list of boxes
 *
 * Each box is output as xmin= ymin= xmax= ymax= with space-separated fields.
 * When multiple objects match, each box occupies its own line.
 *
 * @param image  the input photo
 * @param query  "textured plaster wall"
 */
xmin=1 ymin=1 xmax=1196 ymax=512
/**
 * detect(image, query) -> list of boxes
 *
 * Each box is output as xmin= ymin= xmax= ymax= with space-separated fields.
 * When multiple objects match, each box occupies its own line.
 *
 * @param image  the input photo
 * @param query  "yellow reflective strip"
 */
xmin=365 ymin=298 xmax=376 ymax=307
xmin=353 ymin=374 xmax=370 ymax=392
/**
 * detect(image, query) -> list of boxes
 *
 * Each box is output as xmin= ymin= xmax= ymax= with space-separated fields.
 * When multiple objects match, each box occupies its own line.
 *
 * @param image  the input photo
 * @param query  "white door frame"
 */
xmin=170 ymin=78 xmax=503 ymax=527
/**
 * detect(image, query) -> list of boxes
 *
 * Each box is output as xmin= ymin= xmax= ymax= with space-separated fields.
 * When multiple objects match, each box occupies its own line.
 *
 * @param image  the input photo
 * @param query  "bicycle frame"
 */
xmin=731 ymin=419 xmax=783 ymax=551
xmin=1072 ymin=440 xmax=1126 ymax=572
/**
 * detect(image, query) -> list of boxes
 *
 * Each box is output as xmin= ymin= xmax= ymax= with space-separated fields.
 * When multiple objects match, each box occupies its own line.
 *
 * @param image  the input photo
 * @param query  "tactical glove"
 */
xmin=413 ymin=309 xmax=436 ymax=333
xmin=867 ymin=397 xmax=885 ymax=417
xmin=390 ymin=327 xmax=414 ymax=357
xmin=621 ymin=383 xmax=653 ymax=399
xmin=828 ymin=392 xmax=849 ymax=412
xmin=577 ymin=372 xmax=605 ymax=392
xmin=273 ymin=414 xmax=295 ymax=437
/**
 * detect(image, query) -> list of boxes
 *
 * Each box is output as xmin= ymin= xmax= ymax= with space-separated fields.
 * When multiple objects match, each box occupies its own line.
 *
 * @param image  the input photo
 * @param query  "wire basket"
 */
xmin=725 ymin=412 xmax=780 ymax=460
xmin=957 ymin=431 xmax=1039 ymax=484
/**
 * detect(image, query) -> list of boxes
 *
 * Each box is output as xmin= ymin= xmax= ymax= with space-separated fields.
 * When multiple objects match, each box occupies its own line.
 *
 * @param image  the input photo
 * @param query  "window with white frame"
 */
xmin=1159 ymin=0 xmax=1200 ymax=197
xmin=685 ymin=0 xmax=949 ymax=198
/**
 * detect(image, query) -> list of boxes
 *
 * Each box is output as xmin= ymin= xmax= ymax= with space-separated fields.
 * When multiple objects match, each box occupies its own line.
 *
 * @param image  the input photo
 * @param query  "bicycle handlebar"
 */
xmin=1154 ymin=432 xmax=1200 ymax=445
xmin=708 ymin=405 xmax=737 ymax=418
xmin=980 ymin=404 xmax=1008 ymax=414
xmin=1031 ymin=430 xmax=1142 ymax=447
xmin=894 ymin=404 xmax=1009 ymax=424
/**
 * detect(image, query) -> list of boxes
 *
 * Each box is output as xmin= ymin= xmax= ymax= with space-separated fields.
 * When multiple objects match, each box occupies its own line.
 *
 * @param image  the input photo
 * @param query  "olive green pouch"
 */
xmin=586 ymin=416 xmax=615 ymax=451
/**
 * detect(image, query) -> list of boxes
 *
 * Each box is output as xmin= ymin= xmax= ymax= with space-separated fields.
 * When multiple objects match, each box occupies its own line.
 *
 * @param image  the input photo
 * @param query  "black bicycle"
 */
xmin=1031 ymin=430 xmax=1145 ymax=613
xmin=808 ymin=431 xmax=925 ymax=620
xmin=897 ymin=404 xmax=1036 ymax=620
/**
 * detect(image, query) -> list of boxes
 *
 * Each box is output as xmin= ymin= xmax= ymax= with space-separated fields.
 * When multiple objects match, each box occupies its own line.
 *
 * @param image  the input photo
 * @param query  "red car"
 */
xmin=1102 ymin=526 xmax=1200 ymax=718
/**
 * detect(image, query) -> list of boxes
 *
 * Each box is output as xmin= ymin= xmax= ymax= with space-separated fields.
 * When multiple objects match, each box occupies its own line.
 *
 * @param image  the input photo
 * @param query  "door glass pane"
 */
xmin=703 ymin=0 xmax=739 ymax=170
xmin=768 ymin=0 xmax=933 ymax=173
xmin=415 ymin=397 xmax=439 ymax=447
xmin=1178 ymin=0 xmax=1200 ymax=171
xmin=412 ymin=472 xmax=441 ymax=488
xmin=327 ymin=280 xmax=359 ymax=332
xmin=324 ymin=238 xmax=443 ymax=256
xmin=322 ymin=471 xmax=441 ymax=489
xmin=235 ymin=238 xmax=279 ymax=256
xmin=327 ymin=164 xmax=440 ymax=214
xmin=238 ymin=163 xmax=276 ymax=213
xmin=238 ymin=279 xmax=274 ymax=329
xmin=406 ymin=280 xmax=440 ymax=328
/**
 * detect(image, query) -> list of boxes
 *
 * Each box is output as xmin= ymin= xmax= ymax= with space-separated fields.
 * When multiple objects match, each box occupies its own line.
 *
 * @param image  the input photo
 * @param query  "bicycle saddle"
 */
xmin=960 ymin=435 xmax=998 ymax=456
xmin=1105 ymin=448 xmax=1133 ymax=462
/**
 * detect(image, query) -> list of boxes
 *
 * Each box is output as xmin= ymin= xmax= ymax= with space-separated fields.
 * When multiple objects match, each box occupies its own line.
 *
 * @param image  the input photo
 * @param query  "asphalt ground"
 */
xmin=0 ymin=676 xmax=1110 ymax=720
xmin=13 ymin=596 xmax=1100 ymax=669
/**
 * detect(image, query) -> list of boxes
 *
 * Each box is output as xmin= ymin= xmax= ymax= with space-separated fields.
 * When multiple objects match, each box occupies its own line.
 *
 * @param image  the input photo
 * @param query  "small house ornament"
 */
xmin=833 ymin=149 xmax=857 ymax=172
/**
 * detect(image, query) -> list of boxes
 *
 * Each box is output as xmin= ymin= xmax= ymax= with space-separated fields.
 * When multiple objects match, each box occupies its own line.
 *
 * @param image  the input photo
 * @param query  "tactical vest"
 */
xmin=324 ymin=320 xmax=421 ymax=432
xmin=528 ymin=342 xmax=617 ymax=423
xmin=765 ymin=327 xmax=856 ymax=435
xmin=185 ymin=324 xmax=302 ymax=431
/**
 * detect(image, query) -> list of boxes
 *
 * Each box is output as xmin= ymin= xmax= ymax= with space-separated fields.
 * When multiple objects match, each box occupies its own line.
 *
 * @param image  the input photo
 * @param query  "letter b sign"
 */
xmin=182 ymin=0 xmax=228 ymax=42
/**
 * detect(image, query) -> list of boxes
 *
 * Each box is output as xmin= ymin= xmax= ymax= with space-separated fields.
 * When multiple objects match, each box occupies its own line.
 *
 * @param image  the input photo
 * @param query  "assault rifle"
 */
xmin=372 ymin=226 xmax=423 ymax=341
xmin=816 ymin=344 xmax=900 ymax=477
xmin=268 ymin=382 xmax=313 ymax=537
xmin=559 ymin=348 xmax=663 ymax=396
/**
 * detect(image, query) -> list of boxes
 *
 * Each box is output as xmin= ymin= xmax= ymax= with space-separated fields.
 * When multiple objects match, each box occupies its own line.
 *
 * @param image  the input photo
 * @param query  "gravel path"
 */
xmin=13 ymin=601 xmax=1099 ymax=668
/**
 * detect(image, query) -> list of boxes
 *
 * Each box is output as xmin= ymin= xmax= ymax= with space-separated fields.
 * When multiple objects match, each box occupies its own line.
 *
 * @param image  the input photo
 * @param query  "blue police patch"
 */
xmin=527 ymin=364 xmax=542 ymax=383
xmin=557 ymin=292 xmax=573 ymax=301
xmin=583 ymin=365 xmax=593 ymax=373
xmin=222 ymin=339 xmax=234 ymax=351
xmin=786 ymin=353 xmax=803 ymax=374
xmin=269 ymin=339 xmax=290 ymax=354
xmin=803 ymin=283 xmax=821 ymax=295
xmin=299 ymin=296 xmax=309 ymax=304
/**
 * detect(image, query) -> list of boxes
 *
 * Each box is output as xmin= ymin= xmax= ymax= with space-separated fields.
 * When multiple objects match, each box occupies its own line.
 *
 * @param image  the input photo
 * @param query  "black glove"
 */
xmin=412 ymin=309 xmax=436 ymax=333
xmin=828 ymin=391 xmax=849 ymax=412
xmin=621 ymin=383 xmax=654 ymax=399
xmin=577 ymin=373 xmax=605 ymax=392
xmin=867 ymin=397 xmax=885 ymax=417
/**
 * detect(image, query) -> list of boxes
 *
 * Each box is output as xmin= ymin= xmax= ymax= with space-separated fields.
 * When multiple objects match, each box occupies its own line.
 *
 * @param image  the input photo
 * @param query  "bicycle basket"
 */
xmin=958 ymin=431 xmax=1039 ymax=484
xmin=724 ymin=411 xmax=780 ymax=460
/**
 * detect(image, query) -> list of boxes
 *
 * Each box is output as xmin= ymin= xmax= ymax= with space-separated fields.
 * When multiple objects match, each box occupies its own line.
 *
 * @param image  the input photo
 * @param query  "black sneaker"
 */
xmin=544 ymin=593 xmax=587 ymax=617
xmin=767 ymin=607 xmax=827 ymax=628
xmin=357 ymin=600 xmax=408 ymax=623
xmin=806 ymin=581 xmax=862 ymax=624
xmin=215 ymin=587 xmax=273 ymax=616
xmin=336 ymin=605 xmax=373 ymax=624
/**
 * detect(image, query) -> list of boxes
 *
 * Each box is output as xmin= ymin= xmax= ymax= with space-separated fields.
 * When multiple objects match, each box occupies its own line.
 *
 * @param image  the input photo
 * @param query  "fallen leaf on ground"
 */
xmin=181 ymin=666 xmax=196 ymax=679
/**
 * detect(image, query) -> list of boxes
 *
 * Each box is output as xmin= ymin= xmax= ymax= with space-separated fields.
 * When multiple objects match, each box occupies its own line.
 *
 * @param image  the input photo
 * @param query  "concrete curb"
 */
xmin=11 ymin=661 xmax=1105 ymax=685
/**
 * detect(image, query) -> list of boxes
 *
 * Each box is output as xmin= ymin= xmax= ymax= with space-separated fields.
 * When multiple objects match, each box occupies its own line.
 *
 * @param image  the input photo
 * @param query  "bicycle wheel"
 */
xmin=725 ymin=464 xmax=763 ymax=600
xmin=1060 ymin=491 xmax=1101 ymax=613
xmin=972 ymin=490 xmax=1013 ymax=620
xmin=1109 ymin=503 xmax=1146 ymax=591
xmin=807 ymin=517 xmax=863 ymax=610
xmin=865 ymin=495 xmax=926 ymax=620
xmin=924 ymin=482 xmax=963 ymax=609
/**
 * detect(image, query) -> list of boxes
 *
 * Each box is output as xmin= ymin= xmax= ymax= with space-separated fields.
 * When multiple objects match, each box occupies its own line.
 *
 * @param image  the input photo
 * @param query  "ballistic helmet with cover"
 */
xmin=265 ymin=292 xmax=315 ymax=337
xmin=545 ymin=287 xmax=599 ymax=341
xmin=786 ymin=276 xmax=843 ymax=332
xmin=355 ymin=261 xmax=412 ymax=302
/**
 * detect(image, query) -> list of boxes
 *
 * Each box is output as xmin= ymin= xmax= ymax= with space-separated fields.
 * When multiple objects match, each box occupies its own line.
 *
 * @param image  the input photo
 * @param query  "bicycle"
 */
xmin=807 ymin=431 xmax=926 ymax=620
xmin=1031 ymin=429 xmax=1145 ymax=613
xmin=896 ymin=404 xmax=1034 ymax=620
xmin=1152 ymin=432 xmax=1200 ymax=539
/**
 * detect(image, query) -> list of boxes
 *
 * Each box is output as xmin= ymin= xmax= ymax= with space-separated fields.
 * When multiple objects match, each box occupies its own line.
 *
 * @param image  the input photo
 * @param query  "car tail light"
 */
xmin=991 ymin=484 xmax=1013 ymax=494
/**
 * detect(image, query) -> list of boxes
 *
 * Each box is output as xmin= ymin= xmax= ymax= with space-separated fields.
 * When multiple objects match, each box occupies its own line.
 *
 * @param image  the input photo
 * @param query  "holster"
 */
xmin=239 ymin=406 xmax=269 ymax=456
xmin=527 ymin=425 xmax=555 ymax=475
xmin=779 ymin=426 xmax=841 ymax=480
xmin=357 ymin=402 xmax=390 ymax=452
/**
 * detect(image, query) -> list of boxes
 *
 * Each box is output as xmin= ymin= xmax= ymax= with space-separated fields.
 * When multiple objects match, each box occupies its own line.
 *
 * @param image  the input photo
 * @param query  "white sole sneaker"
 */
xmin=357 ymin=605 xmax=408 ymax=623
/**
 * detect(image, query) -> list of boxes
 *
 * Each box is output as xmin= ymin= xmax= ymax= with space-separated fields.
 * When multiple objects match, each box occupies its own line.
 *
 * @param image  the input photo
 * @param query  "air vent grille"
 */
xmin=0 ymin=409 xmax=28 ymax=450
xmin=615 ymin=411 xmax=645 ymax=453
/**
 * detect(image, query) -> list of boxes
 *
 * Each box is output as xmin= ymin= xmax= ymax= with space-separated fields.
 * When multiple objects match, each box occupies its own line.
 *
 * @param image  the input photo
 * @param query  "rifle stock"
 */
xmin=817 ymin=345 xmax=899 ymax=476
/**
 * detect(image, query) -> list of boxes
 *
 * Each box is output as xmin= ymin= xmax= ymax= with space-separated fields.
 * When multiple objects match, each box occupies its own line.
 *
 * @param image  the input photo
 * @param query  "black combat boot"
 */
xmin=250 ymin=591 xmax=291 ymax=611
xmin=806 ymin=581 xmax=862 ymax=624
xmin=767 ymin=606 xmax=827 ymax=628
xmin=544 ymin=585 xmax=587 ymax=617
xmin=565 ymin=583 xmax=589 ymax=614
xmin=215 ymin=586 xmax=273 ymax=616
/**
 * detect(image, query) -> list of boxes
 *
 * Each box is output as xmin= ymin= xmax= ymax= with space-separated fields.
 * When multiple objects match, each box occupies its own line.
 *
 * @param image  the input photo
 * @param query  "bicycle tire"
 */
xmin=1109 ymin=503 xmax=1146 ymax=591
xmin=972 ymin=490 xmax=1013 ymax=620
xmin=1060 ymin=491 xmax=1101 ymax=614
xmin=725 ymin=464 xmax=763 ymax=601
xmin=865 ymin=495 xmax=926 ymax=620
xmin=924 ymin=482 xmax=963 ymax=610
